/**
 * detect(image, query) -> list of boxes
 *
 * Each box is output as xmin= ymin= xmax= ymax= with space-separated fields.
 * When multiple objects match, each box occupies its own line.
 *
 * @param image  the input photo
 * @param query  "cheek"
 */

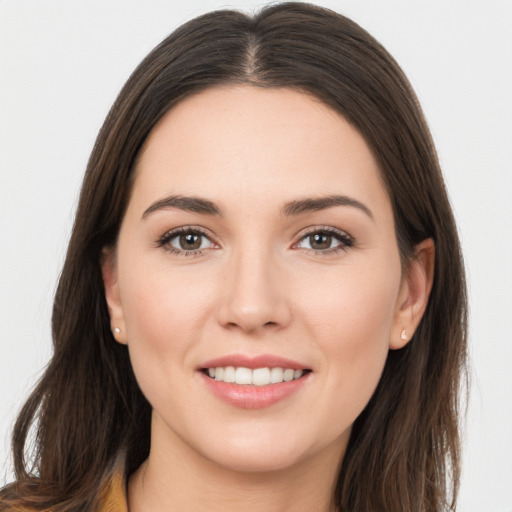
xmin=116 ymin=257 xmax=220 ymax=413
xmin=297 ymin=260 xmax=400 ymax=341
xmin=117 ymin=256 xmax=217 ymax=365
xmin=295 ymin=261 xmax=400 ymax=414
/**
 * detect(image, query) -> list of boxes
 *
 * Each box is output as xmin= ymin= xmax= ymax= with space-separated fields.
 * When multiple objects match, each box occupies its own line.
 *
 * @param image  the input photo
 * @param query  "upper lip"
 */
xmin=200 ymin=354 xmax=310 ymax=370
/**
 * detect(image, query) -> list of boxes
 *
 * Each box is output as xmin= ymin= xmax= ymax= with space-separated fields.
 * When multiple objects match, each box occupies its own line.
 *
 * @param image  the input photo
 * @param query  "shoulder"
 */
xmin=96 ymin=464 xmax=129 ymax=512
xmin=0 ymin=466 xmax=128 ymax=511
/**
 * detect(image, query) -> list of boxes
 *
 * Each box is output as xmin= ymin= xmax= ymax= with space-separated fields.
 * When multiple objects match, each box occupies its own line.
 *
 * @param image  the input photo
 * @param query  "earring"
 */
xmin=113 ymin=327 xmax=121 ymax=334
xmin=400 ymin=329 xmax=407 ymax=341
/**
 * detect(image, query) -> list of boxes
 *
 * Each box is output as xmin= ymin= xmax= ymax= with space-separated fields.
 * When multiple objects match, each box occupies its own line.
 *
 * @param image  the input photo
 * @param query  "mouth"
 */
xmin=201 ymin=366 xmax=312 ymax=386
xmin=198 ymin=355 xmax=312 ymax=409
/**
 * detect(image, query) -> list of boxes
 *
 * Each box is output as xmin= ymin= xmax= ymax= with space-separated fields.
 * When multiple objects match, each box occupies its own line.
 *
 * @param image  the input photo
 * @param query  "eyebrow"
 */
xmin=282 ymin=195 xmax=374 ymax=219
xmin=142 ymin=195 xmax=223 ymax=219
xmin=142 ymin=193 xmax=373 ymax=220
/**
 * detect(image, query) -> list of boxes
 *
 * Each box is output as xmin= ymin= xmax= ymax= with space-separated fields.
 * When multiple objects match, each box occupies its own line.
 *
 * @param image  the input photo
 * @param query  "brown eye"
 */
xmin=161 ymin=229 xmax=215 ymax=254
xmin=309 ymin=233 xmax=332 ymax=250
xmin=179 ymin=232 xmax=202 ymax=250
xmin=296 ymin=229 xmax=353 ymax=253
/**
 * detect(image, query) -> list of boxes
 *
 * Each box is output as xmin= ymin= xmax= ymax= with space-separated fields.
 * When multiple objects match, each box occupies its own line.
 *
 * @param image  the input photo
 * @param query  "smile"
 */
xmin=204 ymin=366 xmax=306 ymax=386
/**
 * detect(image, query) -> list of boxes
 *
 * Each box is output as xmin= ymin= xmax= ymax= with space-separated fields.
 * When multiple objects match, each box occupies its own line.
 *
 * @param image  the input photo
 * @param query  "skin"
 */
xmin=102 ymin=85 xmax=434 ymax=511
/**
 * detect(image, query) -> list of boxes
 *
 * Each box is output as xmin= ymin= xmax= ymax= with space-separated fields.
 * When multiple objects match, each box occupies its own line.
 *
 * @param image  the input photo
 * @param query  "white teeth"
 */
xmin=223 ymin=366 xmax=235 ymax=383
xmin=205 ymin=366 xmax=307 ymax=385
xmin=235 ymin=367 xmax=252 ymax=385
xmin=252 ymin=368 xmax=271 ymax=386
xmin=283 ymin=368 xmax=295 ymax=382
xmin=270 ymin=367 xmax=284 ymax=383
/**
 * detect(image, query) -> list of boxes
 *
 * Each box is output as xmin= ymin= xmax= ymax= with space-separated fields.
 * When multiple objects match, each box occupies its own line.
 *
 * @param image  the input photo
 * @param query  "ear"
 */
xmin=390 ymin=238 xmax=435 ymax=350
xmin=101 ymin=248 xmax=127 ymax=345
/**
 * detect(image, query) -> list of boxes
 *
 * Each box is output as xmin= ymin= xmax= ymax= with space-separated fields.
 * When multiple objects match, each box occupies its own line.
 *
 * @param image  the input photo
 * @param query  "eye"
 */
xmin=158 ymin=228 xmax=216 ymax=255
xmin=294 ymin=228 xmax=353 ymax=254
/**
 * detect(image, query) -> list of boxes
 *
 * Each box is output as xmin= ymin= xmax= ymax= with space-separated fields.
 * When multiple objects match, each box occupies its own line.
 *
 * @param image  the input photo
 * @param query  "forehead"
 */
xmin=131 ymin=85 xmax=391 ymax=218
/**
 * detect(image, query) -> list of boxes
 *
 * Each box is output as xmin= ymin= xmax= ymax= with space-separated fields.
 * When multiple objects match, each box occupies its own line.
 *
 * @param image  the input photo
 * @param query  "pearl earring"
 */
xmin=400 ymin=329 xmax=407 ymax=341
xmin=113 ymin=327 xmax=121 ymax=334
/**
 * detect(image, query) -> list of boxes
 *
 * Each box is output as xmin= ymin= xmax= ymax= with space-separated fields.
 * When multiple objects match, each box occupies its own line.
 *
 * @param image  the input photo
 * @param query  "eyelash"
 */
xmin=156 ymin=226 xmax=354 ymax=257
xmin=156 ymin=227 xmax=216 ymax=257
xmin=293 ymin=226 xmax=354 ymax=255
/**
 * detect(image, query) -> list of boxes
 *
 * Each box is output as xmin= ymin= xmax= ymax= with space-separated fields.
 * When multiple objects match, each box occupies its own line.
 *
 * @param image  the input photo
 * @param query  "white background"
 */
xmin=0 ymin=1 xmax=511 ymax=510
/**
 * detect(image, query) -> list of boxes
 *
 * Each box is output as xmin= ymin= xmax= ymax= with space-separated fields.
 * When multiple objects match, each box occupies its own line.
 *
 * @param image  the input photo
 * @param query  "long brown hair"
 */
xmin=1 ymin=3 xmax=467 ymax=511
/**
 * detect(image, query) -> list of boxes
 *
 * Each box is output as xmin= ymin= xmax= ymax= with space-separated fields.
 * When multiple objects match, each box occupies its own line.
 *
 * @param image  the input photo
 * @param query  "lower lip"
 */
xmin=200 ymin=372 xmax=311 ymax=409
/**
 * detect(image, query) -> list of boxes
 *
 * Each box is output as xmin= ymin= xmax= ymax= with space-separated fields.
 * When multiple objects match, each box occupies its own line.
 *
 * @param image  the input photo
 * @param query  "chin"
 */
xmin=192 ymin=425 xmax=349 ymax=476
xmin=205 ymin=445 xmax=308 ymax=474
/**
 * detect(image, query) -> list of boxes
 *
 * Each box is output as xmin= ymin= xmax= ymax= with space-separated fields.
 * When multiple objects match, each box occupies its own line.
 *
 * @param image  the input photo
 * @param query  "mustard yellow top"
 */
xmin=97 ymin=465 xmax=128 ymax=512
xmin=0 ymin=464 xmax=128 ymax=512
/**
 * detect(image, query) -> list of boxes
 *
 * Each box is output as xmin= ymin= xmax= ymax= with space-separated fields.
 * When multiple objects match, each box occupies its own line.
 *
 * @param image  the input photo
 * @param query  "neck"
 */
xmin=128 ymin=417 xmax=346 ymax=512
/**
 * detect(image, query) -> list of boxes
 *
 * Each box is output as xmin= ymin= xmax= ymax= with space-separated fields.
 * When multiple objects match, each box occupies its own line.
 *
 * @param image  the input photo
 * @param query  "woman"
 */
xmin=0 ymin=2 xmax=467 ymax=511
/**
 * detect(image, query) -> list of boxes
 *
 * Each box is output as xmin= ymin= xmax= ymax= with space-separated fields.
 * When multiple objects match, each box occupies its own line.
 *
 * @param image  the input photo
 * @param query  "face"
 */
xmin=103 ymin=85 xmax=420 ymax=475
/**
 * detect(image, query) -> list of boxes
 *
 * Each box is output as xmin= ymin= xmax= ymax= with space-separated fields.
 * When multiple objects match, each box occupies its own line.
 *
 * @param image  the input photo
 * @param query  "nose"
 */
xmin=216 ymin=246 xmax=292 ymax=334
